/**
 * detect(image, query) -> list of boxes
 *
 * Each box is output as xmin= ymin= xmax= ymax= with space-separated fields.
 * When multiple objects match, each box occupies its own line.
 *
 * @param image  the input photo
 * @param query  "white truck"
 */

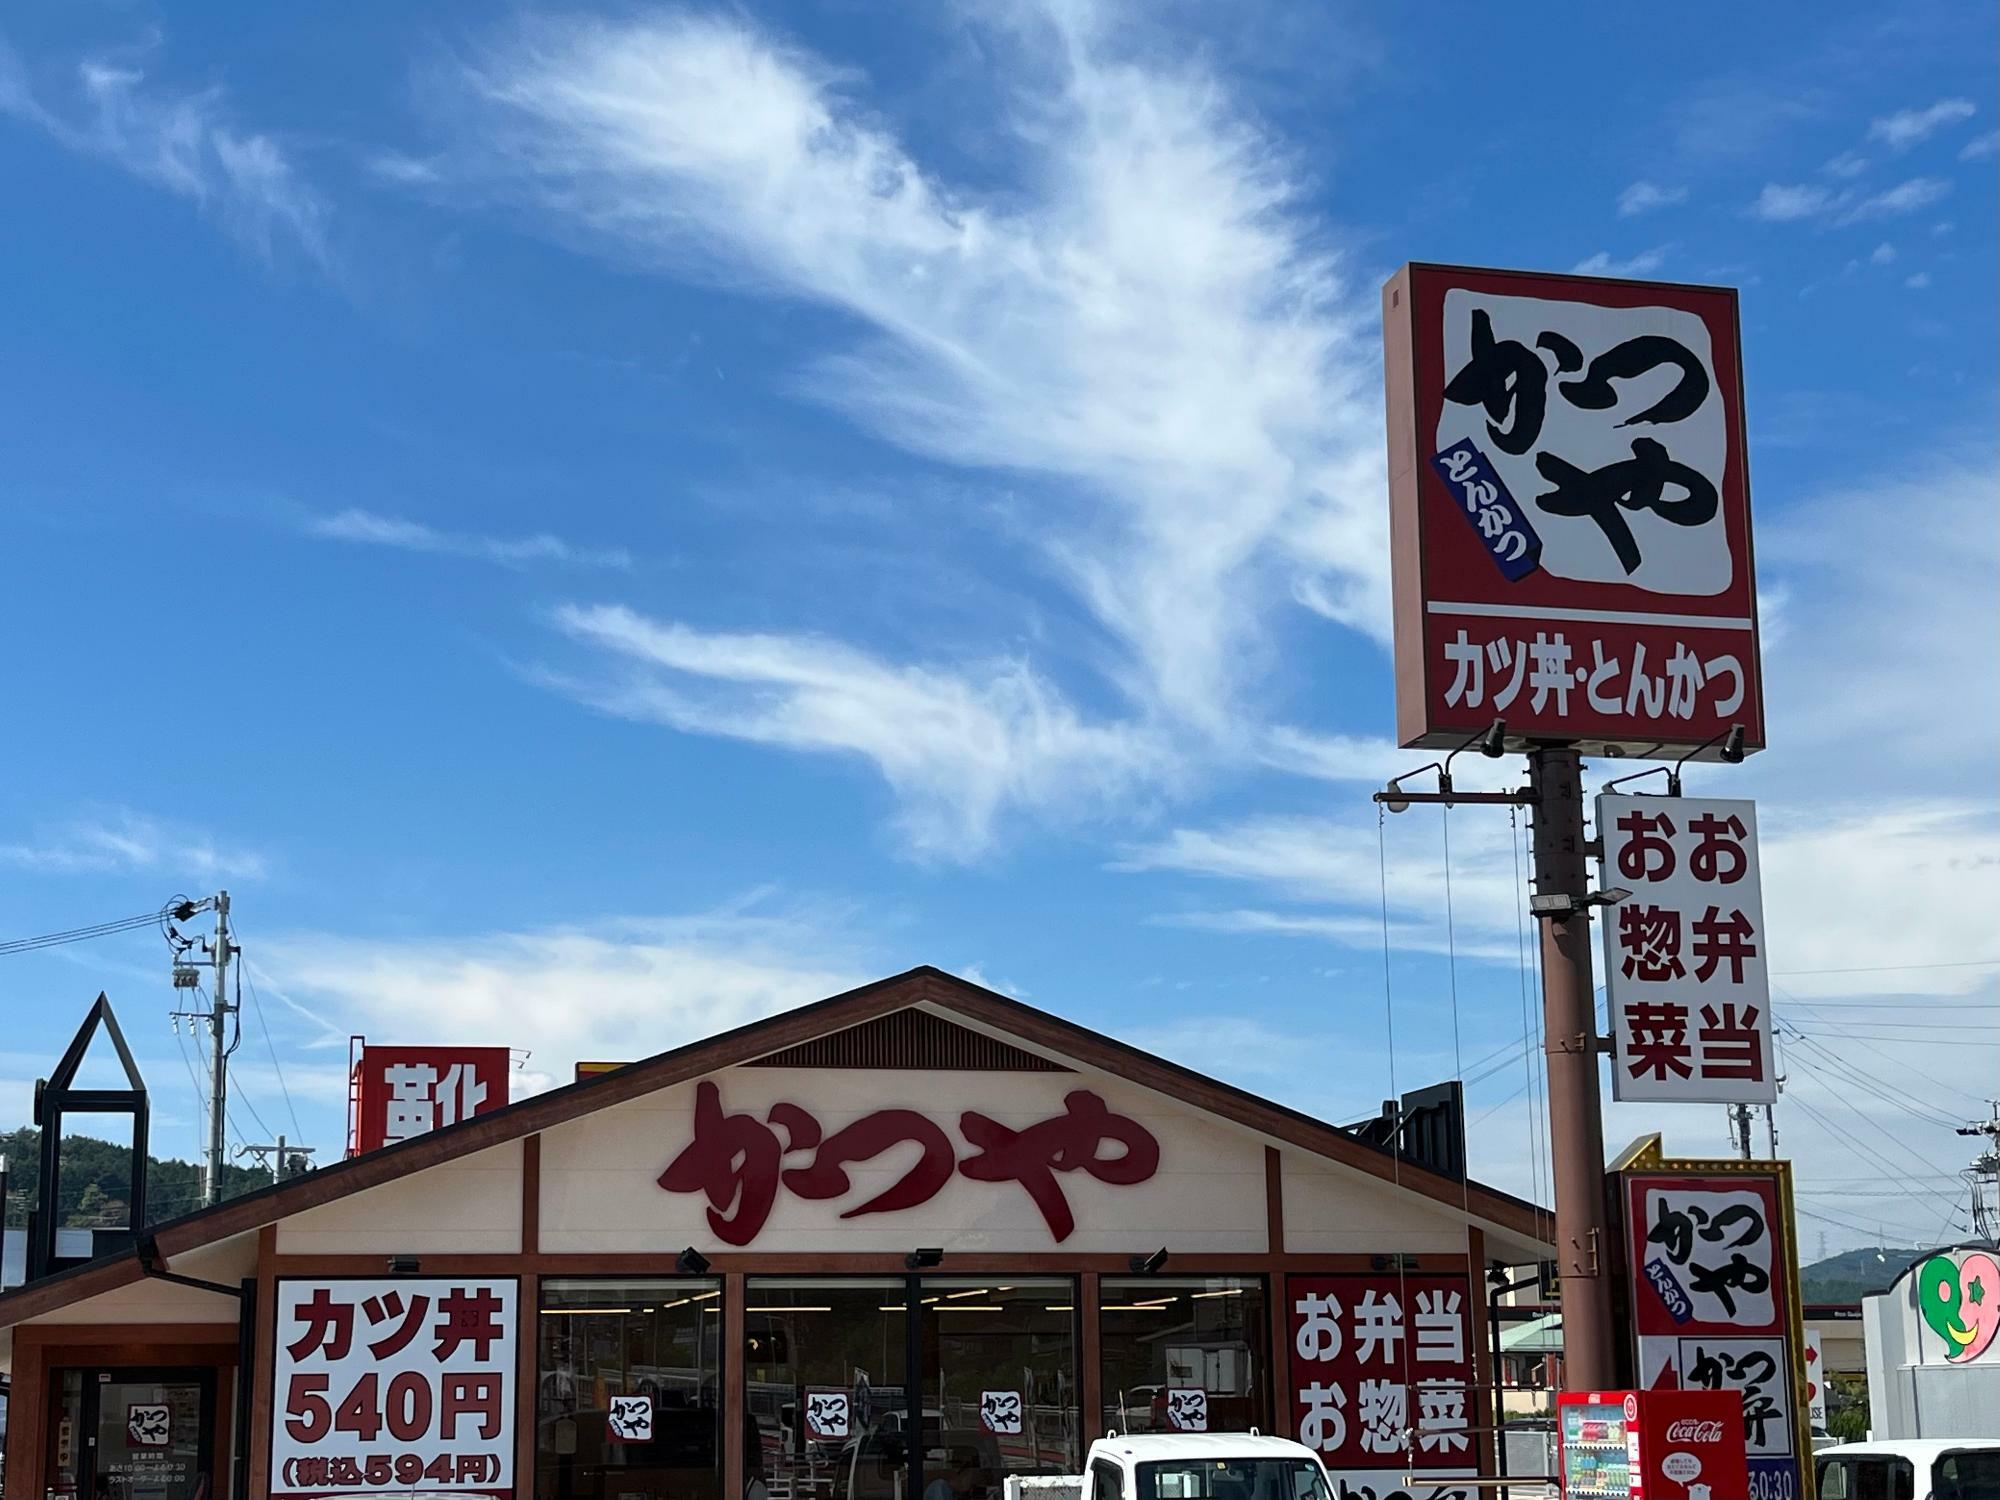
xmin=1008 ymin=1432 xmax=1337 ymax=1500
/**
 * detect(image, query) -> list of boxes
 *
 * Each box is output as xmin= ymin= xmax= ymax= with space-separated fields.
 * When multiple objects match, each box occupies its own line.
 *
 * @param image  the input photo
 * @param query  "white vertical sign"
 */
xmin=1804 ymin=1330 xmax=1827 ymax=1428
xmin=1598 ymin=794 xmax=1774 ymax=1104
xmin=270 ymin=1277 xmax=517 ymax=1498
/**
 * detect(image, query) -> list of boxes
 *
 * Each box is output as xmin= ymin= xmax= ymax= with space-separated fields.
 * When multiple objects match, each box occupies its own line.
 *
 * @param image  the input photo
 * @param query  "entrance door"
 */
xmin=77 ymin=1369 xmax=215 ymax=1500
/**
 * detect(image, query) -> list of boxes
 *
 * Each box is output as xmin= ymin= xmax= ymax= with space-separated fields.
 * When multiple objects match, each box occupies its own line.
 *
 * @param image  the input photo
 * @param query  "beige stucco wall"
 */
xmin=1281 ymin=1152 xmax=1474 ymax=1255
xmin=28 ymin=1232 xmax=258 ymax=1326
xmin=277 ymin=1139 xmax=524 ymax=1254
xmin=537 ymin=1064 xmax=1271 ymax=1254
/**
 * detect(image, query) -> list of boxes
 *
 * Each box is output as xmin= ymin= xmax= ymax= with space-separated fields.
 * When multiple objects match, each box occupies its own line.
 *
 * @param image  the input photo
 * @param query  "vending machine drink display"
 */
xmin=1559 ymin=1390 xmax=1749 ymax=1500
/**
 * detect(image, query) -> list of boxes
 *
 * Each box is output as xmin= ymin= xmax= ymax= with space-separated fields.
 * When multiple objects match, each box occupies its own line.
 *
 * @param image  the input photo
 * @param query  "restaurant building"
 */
xmin=0 ymin=967 xmax=1553 ymax=1500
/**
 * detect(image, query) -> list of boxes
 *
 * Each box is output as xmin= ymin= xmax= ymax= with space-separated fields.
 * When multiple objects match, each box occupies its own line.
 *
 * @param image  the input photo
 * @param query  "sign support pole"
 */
xmin=1528 ymin=746 xmax=1618 ymax=1391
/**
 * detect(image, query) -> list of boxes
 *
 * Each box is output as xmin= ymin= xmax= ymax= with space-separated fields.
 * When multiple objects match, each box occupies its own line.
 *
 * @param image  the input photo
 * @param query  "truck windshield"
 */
xmin=1135 ymin=1459 xmax=1332 ymax=1500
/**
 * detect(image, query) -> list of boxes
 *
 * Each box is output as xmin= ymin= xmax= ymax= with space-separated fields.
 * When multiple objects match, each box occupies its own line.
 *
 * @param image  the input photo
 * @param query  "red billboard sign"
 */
xmin=1287 ymin=1272 xmax=1476 ymax=1482
xmin=1624 ymin=1165 xmax=1812 ymax=1500
xmin=349 ymin=1047 xmax=510 ymax=1156
xmin=1383 ymin=264 xmax=1764 ymax=756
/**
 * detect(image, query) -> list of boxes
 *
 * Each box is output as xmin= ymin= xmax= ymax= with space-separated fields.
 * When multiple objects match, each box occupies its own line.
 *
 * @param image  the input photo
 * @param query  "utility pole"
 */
xmin=239 ymin=1136 xmax=314 ymax=1185
xmin=1958 ymin=1101 xmax=2000 ymax=1242
xmin=1375 ymin=740 xmax=1623 ymax=1389
xmin=1526 ymin=746 xmax=1619 ymax=1390
xmin=1764 ymin=1102 xmax=1778 ymax=1161
xmin=169 ymin=892 xmax=239 ymax=1207
xmin=206 ymin=891 xmax=235 ymax=1207
xmin=1727 ymin=1103 xmax=1755 ymax=1161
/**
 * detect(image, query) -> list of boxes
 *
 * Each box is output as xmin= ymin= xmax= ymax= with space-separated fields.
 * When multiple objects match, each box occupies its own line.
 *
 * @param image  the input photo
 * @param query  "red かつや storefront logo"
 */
xmin=657 ymin=1081 xmax=1160 ymax=1244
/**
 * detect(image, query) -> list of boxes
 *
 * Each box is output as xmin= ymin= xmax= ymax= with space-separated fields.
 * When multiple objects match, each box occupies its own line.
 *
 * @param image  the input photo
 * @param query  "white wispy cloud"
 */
xmin=546 ymin=602 xmax=1174 ymax=858
xmin=1572 ymin=246 xmax=1671 ymax=277
xmin=1749 ymin=176 xmax=1951 ymax=226
xmin=1748 ymin=182 xmax=1834 ymax=222
xmin=306 ymin=508 xmax=632 ymax=569
xmin=262 ymin=898 xmax=871 ymax=1094
xmin=1869 ymin=242 xmax=1897 ymax=265
xmin=1114 ymin=810 xmax=1528 ymax=964
xmin=0 ymin=36 xmax=326 ymax=264
xmin=1822 ymin=151 xmax=1869 ymax=179
xmin=0 ymin=809 xmax=266 ymax=880
xmin=1836 ymin=176 xmax=1951 ymax=224
xmin=452 ymin=5 xmax=1384 ymax=734
xmin=1867 ymin=97 xmax=1976 ymax=152
xmin=1961 ymin=130 xmax=2000 ymax=162
xmin=1904 ymin=271 xmax=1931 ymax=290
xmin=1616 ymin=181 xmax=1686 ymax=217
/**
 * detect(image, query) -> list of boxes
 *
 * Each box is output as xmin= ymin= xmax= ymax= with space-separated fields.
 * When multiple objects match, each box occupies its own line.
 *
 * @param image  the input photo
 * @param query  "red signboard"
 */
xmin=1625 ymin=1167 xmax=1811 ymax=1500
xmin=349 ymin=1047 xmax=510 ymax=1156
xmin=1287 ymin=1273 xmax=1475 ymax=1476
xmin=1383 ymin=264 xmax=1764 ymax=756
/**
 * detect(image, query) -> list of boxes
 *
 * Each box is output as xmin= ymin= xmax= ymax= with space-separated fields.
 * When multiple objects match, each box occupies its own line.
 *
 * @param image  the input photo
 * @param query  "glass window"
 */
xmin=49 ymin=1369 xmax=85 ymax=1499
xmin=538 ymin=1277 xmax=724 ymax=1500
xmin=1818 ymin=1459 xmax=1914 ymax=1500
xmin=91 ymin=1374 xmax=209 ymax=1500
xmin=1939 ymin=1450 xmax=2000 ymax=1500
xmin=745 ymin=1278 xmax=909 ymax=1500
xmin=918 ymin=1279 xmax=1079 ymax=1500
xmin=1092 ymin=1459 xmax=1128 ymax=1500
xmin=1135 ymin=1458 xmax=1331 ymax=1500
xmin=1099 ymin=1279 xmax=1268 ymax=1435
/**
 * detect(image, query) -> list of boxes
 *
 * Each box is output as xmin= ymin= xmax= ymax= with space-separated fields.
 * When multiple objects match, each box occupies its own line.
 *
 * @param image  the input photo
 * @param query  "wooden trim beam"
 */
xmin=1264 ymin=1146 xmax=1285 ymax=1255
xmin=1079 ymin=1272 xmax=1102 ymax=1444
xmin=724 ymin=1272 xmax=747 ymax=1500
xmin=259 ymin=1250 xmax=1471 ymax=1275
xmin=249 ymin=1226 xmax=277 ymax=1500
xmin=515 ymin=1272 xmax=539 ymax=1498
xmin=521 ymin=1133 xmax=541 ymax=1254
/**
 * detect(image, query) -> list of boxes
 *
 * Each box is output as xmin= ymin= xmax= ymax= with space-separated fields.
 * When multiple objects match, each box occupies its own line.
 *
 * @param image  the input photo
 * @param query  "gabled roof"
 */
xmin=0 ymin=966 xmax=1553 ymax=1326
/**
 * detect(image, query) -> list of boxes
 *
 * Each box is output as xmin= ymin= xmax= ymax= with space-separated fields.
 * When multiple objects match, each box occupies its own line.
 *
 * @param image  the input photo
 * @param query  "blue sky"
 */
xmin=1 ymin=0 xmax=1994 ymax=1249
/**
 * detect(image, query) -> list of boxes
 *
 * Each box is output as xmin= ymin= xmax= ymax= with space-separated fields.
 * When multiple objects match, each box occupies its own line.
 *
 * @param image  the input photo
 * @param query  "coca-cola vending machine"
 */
xmin=1559 ymin=1390 xmax=1748 ymax=1500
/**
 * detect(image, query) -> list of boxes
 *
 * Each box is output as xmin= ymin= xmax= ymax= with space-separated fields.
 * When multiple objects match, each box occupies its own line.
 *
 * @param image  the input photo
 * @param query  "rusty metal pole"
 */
xmin=1528 ymin=745 xmax=1618 ymax=1390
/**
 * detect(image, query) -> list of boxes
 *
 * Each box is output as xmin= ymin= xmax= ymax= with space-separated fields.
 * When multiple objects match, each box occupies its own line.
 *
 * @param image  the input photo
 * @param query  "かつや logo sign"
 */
xmin=1383 ymin=264 xmax=1763 ymax=757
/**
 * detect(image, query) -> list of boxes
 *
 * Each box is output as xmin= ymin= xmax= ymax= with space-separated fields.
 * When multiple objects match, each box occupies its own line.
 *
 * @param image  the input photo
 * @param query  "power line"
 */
xmin=239 ymin=955 xmax=304 ymax=1139
xmin=0 ymin=906 xmax=176 ymax=956
xmin=1771 ymin=959 xmax=2000 ymax=978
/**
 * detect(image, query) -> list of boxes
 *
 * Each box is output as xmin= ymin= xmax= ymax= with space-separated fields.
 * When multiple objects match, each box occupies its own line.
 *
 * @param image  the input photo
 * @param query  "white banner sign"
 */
xmin=1804 ymin=1330 xmax=1826 ymax=1427
xmin=1598 ymin=794 xmax=1774 ymax=1103
xmin=270 ymin=1277 xmax=517 ymax=1498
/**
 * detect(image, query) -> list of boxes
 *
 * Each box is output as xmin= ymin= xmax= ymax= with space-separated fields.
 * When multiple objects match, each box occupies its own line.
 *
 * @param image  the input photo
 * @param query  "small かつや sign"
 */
xmin=607 ymin=1395 xmax=653 ymax=1443
xmin=127 ymin=1404 xmax=171 ymax=1447
xmin=980 ymin=1391 xmax=1023 ymax=1435
xmin=1165 ymin=1389 xmax=1209 ymax=1432
xmin=804 ymin=1390 xmax=850 ymax=1442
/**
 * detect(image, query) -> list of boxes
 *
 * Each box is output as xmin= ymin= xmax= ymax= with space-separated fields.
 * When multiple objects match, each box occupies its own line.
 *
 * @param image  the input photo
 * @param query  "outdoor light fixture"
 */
xmin=905 ymin=1247 xmax=944 ymax=1270
xmin=1382 ymin=720 xmax=1516 ymax=814
xmin=1528 ymin=887 xmax=1630 ymax=919
xmin=676 ymin=1246 xmax=712 ymax=1275
xmin=387 ymin=1254 xmax=421 ymax=1274
xmin=1128 ymin=1247 xmax=1169 ymax=1275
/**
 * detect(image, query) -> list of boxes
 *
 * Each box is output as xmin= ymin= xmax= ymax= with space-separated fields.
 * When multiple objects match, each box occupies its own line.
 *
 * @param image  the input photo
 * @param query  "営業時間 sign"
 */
xmin=1383 ymin=264 xmax=1764 ymax=757
xmin=270 ymin=1277 xmax=517 ymax=1499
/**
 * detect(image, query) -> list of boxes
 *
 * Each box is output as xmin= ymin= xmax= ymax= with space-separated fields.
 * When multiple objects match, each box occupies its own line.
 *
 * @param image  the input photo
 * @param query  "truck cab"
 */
xmin=1080 ymin=1433 xmax=1336 ymax=1500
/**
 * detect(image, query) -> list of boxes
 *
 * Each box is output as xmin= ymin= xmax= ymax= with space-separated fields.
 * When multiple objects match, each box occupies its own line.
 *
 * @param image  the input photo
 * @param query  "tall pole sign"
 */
xmin=1382 ymin=264 xmax=1765 ymax=1392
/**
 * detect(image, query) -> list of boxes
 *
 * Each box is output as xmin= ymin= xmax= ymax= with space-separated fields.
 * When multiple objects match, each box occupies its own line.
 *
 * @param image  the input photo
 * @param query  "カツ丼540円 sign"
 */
xmin=270 ymin=1277 xmax=517 ymax=1499
xmin=1383 ymin=264 xmax=1764 ymax=756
